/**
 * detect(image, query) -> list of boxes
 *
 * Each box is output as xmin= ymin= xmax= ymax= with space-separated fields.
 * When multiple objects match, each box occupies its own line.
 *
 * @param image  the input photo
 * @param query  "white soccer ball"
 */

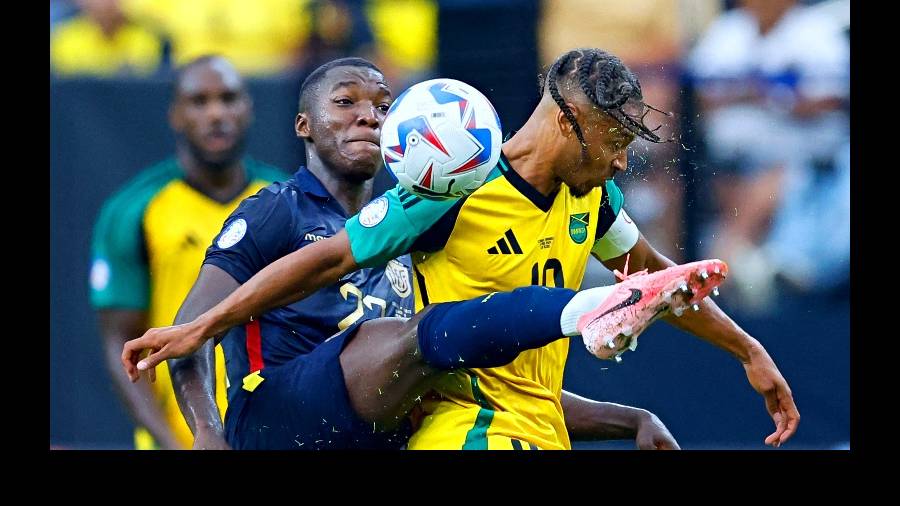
xmin=380 ymin=78 xmax=503 ymax=200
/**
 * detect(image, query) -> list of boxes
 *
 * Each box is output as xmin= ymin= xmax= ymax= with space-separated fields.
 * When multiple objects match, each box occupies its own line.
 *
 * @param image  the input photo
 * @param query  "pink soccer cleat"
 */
xmin=578 ymin=256 xmax=728 ymax=361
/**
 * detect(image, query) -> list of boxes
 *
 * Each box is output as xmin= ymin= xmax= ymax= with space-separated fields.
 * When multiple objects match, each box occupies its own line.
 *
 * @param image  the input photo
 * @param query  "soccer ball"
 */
xmin=380 ymin=78 xmax=503 ymax=200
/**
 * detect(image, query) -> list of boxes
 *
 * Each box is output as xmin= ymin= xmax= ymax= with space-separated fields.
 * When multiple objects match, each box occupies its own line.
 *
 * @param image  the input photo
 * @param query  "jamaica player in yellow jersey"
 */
xmin=124 ymin=49 xmax=799 ymax=449
xmin=90 ymin=56 xmax=286 ymax=449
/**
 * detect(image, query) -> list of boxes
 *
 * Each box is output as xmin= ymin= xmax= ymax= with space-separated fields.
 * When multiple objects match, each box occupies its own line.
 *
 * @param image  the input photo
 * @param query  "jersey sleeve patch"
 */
xmin=88 ymin=182 xmax=166 ymax=310
xmin=203 ymin=183 xmax=297 ymax=283
xmin=345 ymin=185 xmax=460 ymax=268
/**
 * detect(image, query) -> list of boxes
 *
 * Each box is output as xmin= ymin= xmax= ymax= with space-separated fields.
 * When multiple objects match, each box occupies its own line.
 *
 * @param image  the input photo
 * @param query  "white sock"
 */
xmin=559 ymin=285 xmax=616 ymax=336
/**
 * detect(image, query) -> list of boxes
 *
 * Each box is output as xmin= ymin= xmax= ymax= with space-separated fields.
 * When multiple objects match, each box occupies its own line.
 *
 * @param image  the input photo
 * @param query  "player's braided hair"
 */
xmin=298 ymin=57 xmax=384 ymax=113
xmin=542 ymin=49 xmax=671 ymax=155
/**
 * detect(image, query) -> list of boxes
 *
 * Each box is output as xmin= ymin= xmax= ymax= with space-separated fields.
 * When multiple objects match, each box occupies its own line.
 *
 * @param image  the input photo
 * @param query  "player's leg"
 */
xmin=224 ymin=320 xmax=415 ymax=449
xmin=225 ymin=291 xmax=576 ymax=449
xmin=578 ymin=258 xmax=728 ymax=359
xmin=340 ymin=286 xmax=579 ymax=428
xmin=340 ymin=259 xmax=728 ymax=428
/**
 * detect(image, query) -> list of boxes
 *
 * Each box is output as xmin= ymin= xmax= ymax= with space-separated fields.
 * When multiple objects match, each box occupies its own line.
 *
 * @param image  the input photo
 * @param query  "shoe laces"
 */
xmin=613 ymin=253 xmax=648 ymax=282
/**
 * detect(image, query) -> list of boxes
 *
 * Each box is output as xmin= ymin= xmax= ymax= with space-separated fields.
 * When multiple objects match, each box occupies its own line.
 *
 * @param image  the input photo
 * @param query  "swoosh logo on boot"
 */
xmin=598 ymin=289 xmax=643 ymax=318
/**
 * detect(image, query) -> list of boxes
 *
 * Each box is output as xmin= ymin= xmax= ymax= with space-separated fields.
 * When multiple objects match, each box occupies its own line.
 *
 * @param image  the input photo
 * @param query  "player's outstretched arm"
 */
xmin=601 ymin=234 xmax=800 ymax=447
xmin=561 ymin=390 xmax=679 ymax=449
xmin=167 ymin=264 xmax=243 ymax=450
xmin=122 ymin=230 xmax=359 ymax=381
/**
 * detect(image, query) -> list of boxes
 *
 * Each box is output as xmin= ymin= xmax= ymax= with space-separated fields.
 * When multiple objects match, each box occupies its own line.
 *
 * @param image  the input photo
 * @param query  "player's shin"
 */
xmin=415 ymin=286 xmax=578 ymax=370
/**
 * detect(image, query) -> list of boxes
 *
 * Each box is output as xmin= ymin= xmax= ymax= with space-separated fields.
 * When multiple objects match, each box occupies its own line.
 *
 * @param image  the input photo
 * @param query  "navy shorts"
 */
xmin=224 ymin=319 xmax=411 ymax=450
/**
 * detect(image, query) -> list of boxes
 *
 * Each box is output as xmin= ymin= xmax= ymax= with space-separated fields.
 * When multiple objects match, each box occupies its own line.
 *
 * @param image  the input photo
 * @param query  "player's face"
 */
xmin=564 ymin=112 xmax=634 ymax=198
xmin=302 ymin=67 xmax=392 ymax=182
xmin=171 ymin=61 xmax=252 ymax=169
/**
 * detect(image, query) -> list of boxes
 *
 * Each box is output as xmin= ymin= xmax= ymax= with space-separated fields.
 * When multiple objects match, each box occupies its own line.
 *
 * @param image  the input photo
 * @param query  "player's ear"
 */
xmin=555 ymin=101 xmax=580 ymax=138
xmin=296 ymin=112 xmax=311 ymax=140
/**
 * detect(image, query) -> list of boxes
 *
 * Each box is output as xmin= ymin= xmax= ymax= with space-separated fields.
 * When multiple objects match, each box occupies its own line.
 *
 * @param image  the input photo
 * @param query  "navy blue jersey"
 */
xmin=204 ymin=167 xmax=415 ymax=403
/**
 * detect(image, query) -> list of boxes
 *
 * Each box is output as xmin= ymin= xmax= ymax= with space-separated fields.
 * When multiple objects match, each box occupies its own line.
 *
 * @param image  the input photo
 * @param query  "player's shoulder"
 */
xmin=95 ymin=159 xmax=181 ymax=226
xmin=344 ymin=183 xmax=463 ymax=267
xmin=602 ymin=179 xmax=624 ymax=213
xmin=50 ymin=15 xmax=93 ymax=42
xmin=228 ymin=172 xmax=309 ymax=230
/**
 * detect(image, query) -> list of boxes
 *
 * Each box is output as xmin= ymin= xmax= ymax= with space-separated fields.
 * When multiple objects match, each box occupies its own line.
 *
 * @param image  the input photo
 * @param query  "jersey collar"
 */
xmin=497 ymin=151 xmax=558 ymax=213
xmin=293 ymin=166 xmax=333 ymax=200
xmin=174 ymin=157 xmax=253 ymax=205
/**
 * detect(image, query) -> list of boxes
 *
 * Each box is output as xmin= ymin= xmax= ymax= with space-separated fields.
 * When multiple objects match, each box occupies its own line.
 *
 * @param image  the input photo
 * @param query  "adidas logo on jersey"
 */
xmin=487 ymin=229 xmax=523 ymax=255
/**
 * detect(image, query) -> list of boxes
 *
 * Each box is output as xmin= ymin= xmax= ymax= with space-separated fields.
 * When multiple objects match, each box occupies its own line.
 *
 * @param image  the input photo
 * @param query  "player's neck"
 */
xmin=305 ymin=163 xmax=374 ymax=216
xmin=178 ymin=152 xmax=247 ymax=203
xmin=501 ymin=122 xmax=563 ymax=197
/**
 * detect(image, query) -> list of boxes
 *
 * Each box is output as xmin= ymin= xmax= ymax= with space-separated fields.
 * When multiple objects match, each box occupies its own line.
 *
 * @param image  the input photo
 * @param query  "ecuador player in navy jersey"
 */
xmin=125 ymin=50 xmax=800 ymax=449
xmin=135 ymin=57 xmax=681 ymax=450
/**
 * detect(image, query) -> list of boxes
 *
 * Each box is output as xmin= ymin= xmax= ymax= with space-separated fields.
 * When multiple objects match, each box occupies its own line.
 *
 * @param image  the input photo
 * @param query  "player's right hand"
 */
xmin=743 ymin=346 xmax=801 ymax=447
xmin=121 ymin=322 xmax=208 ymax=383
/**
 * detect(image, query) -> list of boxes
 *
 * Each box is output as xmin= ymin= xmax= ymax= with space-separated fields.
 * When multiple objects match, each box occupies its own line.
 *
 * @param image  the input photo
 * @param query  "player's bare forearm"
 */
xmin=604 ymin=235 xmax=759 ymax=362
xmin=561 ymin=391 xmax=644 ymax=440
xmin=197 ymin=230 xmax=359 ymax=338
xmin=121 ymin=233 xmax=361 ymax=380
xmin=99 ymin=311 xmax=181 ymax=449
xmin=169 ymin=265 xmax=241 ymax=439
xmin=169 ymin=341 xmax=222 ymax=437
xmin=605 ymin=235 xmax=799 ymax=446
xmin=562 ymin=391 xmax=680 ymax=449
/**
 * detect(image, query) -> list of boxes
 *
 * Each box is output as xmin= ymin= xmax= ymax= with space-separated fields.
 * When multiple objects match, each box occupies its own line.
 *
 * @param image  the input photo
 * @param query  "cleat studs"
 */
xmin=606 ymin=339 xmax=617 ymax=349
xmin=712 ymin=287 xmax=719 ymax=297
xmin=692 ymin=303 xmax=700 ymax=312
xmin=714 ymin=266 xmax=721 ymax=274
xmin=673 ymin=306 xmax=684 ymax=317
xmin=614 ymin=355 xmax=622 ymax=363
xmin=700 ymin=270 xmax=709 ymax=280
xmin=679 ymin=283 xmax=689 ymax=293
xmin=622 ymin=326 xmax=633 ymax=337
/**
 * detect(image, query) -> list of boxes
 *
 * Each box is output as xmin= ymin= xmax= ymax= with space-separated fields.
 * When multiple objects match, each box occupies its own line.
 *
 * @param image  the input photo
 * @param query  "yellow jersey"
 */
xmin=345 ymin=152 xmax=625 ymax=449
xmin=50 ymin=15 xmax=164 ymax=77
xmin=90 ymin=158 xmax=286 ymax=449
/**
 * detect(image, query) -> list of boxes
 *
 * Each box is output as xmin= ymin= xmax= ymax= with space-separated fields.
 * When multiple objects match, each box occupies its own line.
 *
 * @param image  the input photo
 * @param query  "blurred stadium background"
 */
xmin=50 ymin=0 xmax=850 ymax=450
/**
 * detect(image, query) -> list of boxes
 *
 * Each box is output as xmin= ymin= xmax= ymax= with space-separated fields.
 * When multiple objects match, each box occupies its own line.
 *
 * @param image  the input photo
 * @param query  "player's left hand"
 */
xmin=743 ymin=346 xmax=800 ymax=447
xmin=635 ymin=412 xmax=680 ymax=450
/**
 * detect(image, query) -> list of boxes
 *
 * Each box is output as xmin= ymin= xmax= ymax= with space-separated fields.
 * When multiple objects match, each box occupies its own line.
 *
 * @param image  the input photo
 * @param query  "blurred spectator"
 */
xmin=53 ymin=0 xmax=437 ymax=82
xmin=364 ymin=0 xmax=437 ymax=88
xmin=687 ymin=0 xmax=849 ymax=311
xmin=50 ymin=0 xmax=80 ymax=29
xmin=302 ymin=0 xmax=376 ymax=74
xmin=121 ymin=0 xmax=312 ymax=76
xmin=540 ymin=0 xmax=721 ymax=267
xmin=50 ymin=0 xmax=166 ymax=77
xmin=763 ymin=141 xmax=849 ymax=293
